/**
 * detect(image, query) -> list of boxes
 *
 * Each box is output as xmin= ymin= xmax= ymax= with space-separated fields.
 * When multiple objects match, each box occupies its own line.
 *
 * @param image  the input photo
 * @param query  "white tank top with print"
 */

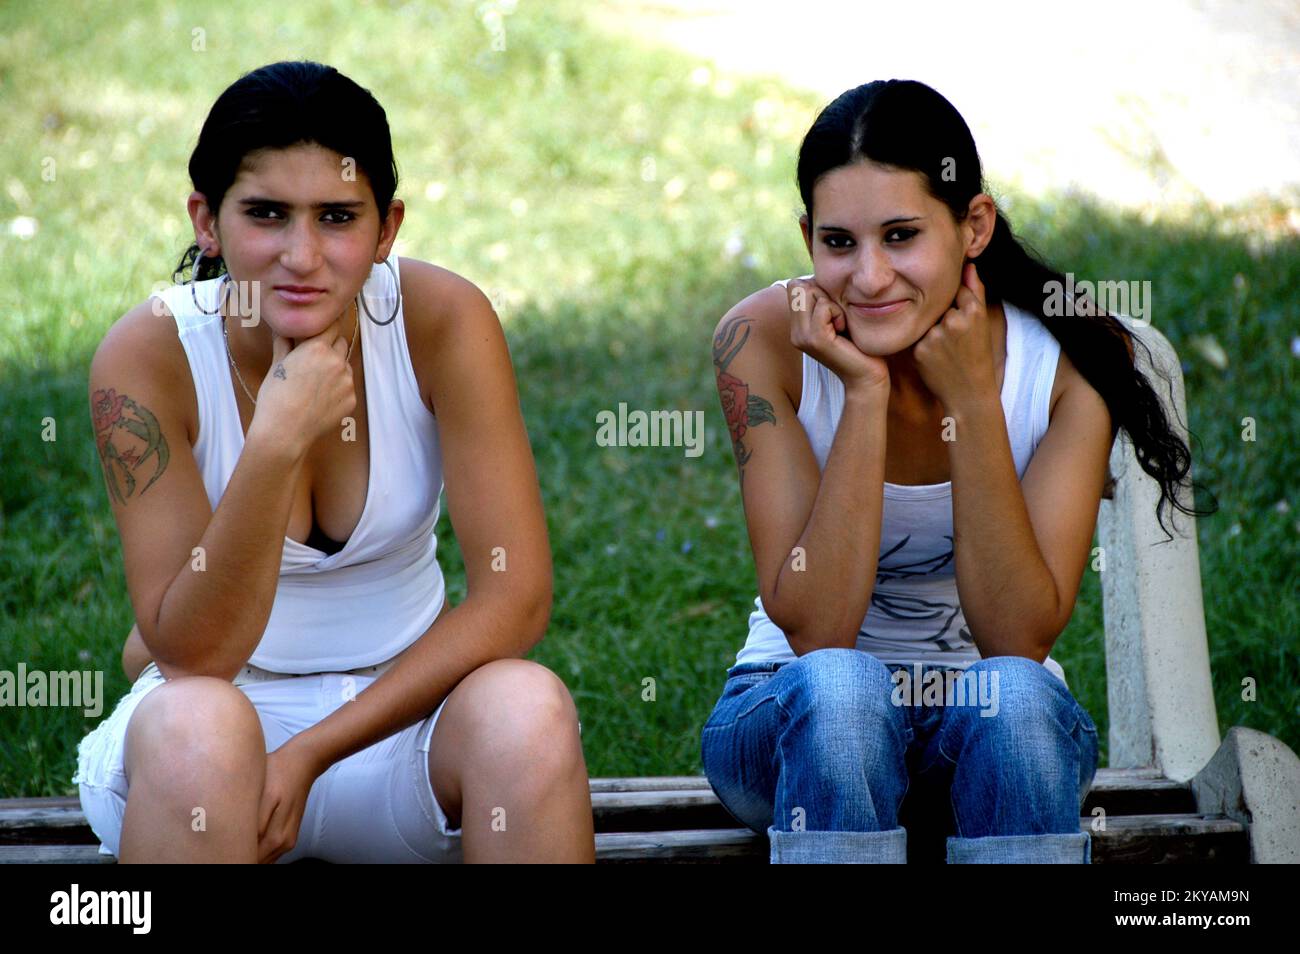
xmin=734 ymin=276 xmax=1069 ymax=687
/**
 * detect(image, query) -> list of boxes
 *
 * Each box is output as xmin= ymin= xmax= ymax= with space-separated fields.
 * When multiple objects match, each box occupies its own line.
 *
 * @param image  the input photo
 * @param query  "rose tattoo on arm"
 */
xmin=712 ymin=315 xmax=776 ymax=490
xmin=92 ymin=388 xmax=169 ymax=505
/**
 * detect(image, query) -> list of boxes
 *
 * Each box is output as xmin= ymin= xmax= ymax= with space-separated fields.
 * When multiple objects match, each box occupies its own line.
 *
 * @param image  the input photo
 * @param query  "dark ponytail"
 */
xmin=172 ymin=60 xmax=399 ymax=285
xmin=796 ymin=79 xmax=1217 ymax=540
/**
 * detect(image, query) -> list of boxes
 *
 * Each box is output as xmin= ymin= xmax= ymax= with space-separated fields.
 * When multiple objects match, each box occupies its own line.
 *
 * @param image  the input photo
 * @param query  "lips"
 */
xmin=274 ymin=286 xmax=326 ymax=305
xmin=848 ymin=299 xmax=908 ymax=316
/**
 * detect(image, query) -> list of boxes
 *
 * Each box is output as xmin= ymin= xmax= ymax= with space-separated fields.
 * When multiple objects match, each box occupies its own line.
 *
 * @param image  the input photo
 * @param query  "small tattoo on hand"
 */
xmin=273 ymin=363 xmax=287 ymax=381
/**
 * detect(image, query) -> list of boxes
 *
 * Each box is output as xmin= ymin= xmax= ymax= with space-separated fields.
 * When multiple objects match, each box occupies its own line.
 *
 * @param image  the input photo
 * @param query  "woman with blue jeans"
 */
xmin=704 ymin=80 xmax=1200 ymax=864
xmin=703 ymin=652 xmax=1100 ymax=863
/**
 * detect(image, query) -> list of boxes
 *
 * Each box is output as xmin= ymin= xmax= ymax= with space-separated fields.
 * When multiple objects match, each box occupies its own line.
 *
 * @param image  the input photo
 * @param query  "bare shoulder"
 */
xmin=1049 ymin=345 xmax=1115 ymax=438
xmin=716 ymin=283 xmax=796 ymax=341
xmin=398 ymin=258 xmax=497 ymax=342
xmin=398 ymin=257 xmax=494 ymax=330
xmin=713 ymin=283 xmax=801 ymax=407
xmin=92 ymin=295 xmax=197 ymax=445
xmin=397 ymin=257 xmax=504 ymax=415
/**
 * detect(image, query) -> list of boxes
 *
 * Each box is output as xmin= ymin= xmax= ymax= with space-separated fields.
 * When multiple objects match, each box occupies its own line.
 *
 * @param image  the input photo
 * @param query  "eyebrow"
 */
xmin=817 ymin=216 xmax=924 ymax=231
xmin=237 ymin=197 xmax=367 ymax=209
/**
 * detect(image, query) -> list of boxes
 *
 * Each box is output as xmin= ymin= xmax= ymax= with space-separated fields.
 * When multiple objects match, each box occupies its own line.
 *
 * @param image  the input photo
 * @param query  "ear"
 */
xmin=186 ymin=191 xmax=220 ymax=256
xmin=376 ymin=198 xmax=405 ymax=261
xmin=799 ymin=212 xmax=813 ymax=259
xmin=963 ymin=193 xmax=998 ymax=260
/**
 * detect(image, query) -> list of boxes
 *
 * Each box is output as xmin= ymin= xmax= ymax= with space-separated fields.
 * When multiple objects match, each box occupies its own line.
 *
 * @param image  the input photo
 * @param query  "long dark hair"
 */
xmin=173 ymin=60 xmax=399 ymax=284
xmin=796 ymin=79 xmax=1217 ymax=539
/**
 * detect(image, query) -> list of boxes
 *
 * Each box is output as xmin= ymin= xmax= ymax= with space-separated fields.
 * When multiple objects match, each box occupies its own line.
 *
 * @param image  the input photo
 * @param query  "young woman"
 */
xmin=74 ymin=61 xmax=595 ymax=863
xmin=702 ymin=79 xmax=1209 ymax=863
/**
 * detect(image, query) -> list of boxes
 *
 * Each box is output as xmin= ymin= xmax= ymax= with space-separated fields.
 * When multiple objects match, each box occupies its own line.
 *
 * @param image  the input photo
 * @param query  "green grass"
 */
xmin=1 ymin=0 xmax=1296 ymax=800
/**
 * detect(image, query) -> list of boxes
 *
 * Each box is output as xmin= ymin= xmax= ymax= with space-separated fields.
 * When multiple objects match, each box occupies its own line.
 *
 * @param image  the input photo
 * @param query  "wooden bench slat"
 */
xmin=0 ymin=805 xmax=94 ymax=829
xmin=0 ymin=796 xmax=83 ymax=811
xmin=588 ymin=777 xmax=714 ymax=793
xmin=0 ymin=845 xmax=116 ymax=864
xmin=0 ymin=771 xmax=1238 ymax=863
xmin=2 ymin=782 xmax=1196 ymax=843
xmin=592 ymin=815 xmax=1248 ymax=863
xmin=596 ymin=829 xmax=766 ymax=862
xmin=0 ymin=814 xmax=1247 ymax=864
xmin=1089 ymin=814 xmax=1250 ymax=864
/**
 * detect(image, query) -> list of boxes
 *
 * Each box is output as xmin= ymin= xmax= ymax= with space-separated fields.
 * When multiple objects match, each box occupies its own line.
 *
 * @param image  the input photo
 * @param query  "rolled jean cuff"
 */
xmin=767 ymin=825 xmax=907 ymax=864
xmin=946 ymin=831 xmax=1091 ymax=864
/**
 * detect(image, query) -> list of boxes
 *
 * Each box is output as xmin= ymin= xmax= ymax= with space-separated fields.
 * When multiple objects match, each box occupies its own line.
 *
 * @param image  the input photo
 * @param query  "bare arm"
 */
xmin=713 ymin=289 xmax=892 ymax=655
xmin=91 ymin=301 xmax=323 ymax=683
xmin=948 ymin=362 xmax=1115 ymax=660
xmin=117 ymin=446 xmax=306 ymax=680
xmin=150 ymin=425 xmax=307 ymax=680
xmin=772 ymin=389 xmax=891 ymax=653
xmin=284 ymin=261 xmax=553 ymax=775
xmin=121 ymin=622 xmax=150 ymax=682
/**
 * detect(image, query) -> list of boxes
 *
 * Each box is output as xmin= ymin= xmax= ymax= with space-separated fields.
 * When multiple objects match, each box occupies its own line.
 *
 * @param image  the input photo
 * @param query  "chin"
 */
xmin=258 ymin=320 xmax=312 ymax=343
xmin=271 ymin=305 xmax=332 ymax=332
xmin=845 ymin=322 xmax=906 ymax=357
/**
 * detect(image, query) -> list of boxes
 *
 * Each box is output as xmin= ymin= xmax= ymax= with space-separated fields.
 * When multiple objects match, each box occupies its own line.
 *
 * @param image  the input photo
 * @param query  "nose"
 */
xmin=279 ymin=219 xmax=324 ymax=276
xmin=849 ymin=242 xmax=896 ymax=301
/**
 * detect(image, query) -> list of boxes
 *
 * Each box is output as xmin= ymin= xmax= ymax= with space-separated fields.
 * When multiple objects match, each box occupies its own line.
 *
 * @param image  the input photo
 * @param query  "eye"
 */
xmin=822 ymin=234 xmax=854 ymax=250
xmin=322 ymin=210 xmax=357 ymax=224
xmin=246 ymin=207 xmax=283 ymax=220
xmin=886 ymin=228 xmax=918 ymax=243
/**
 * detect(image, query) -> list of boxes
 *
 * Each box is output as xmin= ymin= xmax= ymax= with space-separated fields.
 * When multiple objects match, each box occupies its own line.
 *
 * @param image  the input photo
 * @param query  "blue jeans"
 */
xmin=700 ymin=648 xmax=1099 ymax=863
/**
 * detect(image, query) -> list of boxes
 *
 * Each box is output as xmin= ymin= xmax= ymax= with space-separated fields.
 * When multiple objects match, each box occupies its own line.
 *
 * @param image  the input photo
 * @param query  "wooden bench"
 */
xmin=0 ymin=769 xmax=1254 ymax=864
xmin=3 ymin=318 xmax=1295 ymax=864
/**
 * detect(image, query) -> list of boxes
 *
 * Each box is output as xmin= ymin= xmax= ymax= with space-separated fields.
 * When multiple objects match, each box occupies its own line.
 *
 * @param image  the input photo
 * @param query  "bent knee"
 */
xmin=782 ymin=649 xmax=896 ymax=714
xmin=124 ymin=676 xmax=264 ymax=780
xmin=960 ymin=656 xmax=1076 ymax=725
xmin=450 ymin=659 xmax=581 ymax=757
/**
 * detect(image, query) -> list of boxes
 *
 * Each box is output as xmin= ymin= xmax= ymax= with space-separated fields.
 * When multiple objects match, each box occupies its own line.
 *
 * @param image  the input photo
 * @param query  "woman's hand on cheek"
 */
xmin=787 ymin=278 xmax=891 ymax=393
xmin=913 ymin=261 xmax=998 ymax=413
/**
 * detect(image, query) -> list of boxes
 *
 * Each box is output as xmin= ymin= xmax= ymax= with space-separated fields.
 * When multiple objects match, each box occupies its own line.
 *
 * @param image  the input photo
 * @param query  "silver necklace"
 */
xmin=221 ymin=300 xmax=359 ymax=406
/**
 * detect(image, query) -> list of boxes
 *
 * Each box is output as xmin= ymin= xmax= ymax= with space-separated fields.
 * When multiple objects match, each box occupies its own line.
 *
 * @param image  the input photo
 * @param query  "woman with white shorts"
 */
xmin=75 ymin=60 xmax=594 ymax=863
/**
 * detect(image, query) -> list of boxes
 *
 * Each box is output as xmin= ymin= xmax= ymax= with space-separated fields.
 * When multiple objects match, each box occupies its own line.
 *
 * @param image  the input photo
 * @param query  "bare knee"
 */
xmin=447 ymin=659 xmax=584 ymax=777
xmin=124 ymin=676 xmax=265 ymax=788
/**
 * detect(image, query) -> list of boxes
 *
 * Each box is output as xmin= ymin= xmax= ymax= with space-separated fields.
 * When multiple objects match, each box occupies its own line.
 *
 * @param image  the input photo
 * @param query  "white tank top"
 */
xmin=734 ymin=276 xmax=1069 ymax=688
xmin=149 ymin=255 xmax=447 ymax=673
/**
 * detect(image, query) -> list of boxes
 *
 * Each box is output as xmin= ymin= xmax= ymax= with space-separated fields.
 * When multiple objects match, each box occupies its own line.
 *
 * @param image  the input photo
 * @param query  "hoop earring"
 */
xmin=191 ymin=251 xmax=231 ymax=315
xmin=357 ymin=257 xmax=401 ymax=326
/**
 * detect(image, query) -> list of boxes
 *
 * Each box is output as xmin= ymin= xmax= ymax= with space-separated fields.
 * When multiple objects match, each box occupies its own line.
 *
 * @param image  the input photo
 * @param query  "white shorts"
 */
xmin=71 ymin=657 xmax=463 ymax=863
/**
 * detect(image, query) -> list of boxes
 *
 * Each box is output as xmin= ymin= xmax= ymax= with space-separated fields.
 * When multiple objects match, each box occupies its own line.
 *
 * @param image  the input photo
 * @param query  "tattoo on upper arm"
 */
xmin=712 ymin=315 xmax=776 ymax=489
xmin=92 ymin=388 xmax=170 ymax=505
